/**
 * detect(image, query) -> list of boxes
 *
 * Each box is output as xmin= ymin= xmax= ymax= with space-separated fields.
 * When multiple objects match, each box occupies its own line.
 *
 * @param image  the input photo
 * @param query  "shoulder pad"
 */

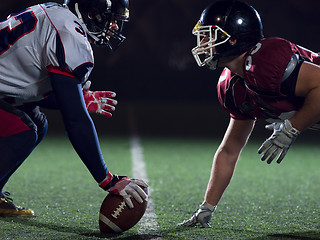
xmin=282 ymin=54 xmax=299 ymax=83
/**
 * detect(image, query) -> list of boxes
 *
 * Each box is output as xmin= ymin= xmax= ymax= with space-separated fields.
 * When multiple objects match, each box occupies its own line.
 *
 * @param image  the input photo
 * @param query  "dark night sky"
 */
xmin=1 ymin=1 xmax=320 ymax=136
xmin=1 ymin=0 xmax=319 ymax=103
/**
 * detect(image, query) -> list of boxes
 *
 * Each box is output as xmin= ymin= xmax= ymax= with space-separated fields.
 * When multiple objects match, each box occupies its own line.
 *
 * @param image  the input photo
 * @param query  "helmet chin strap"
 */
xmin=206 ymin=57 xmax=219 ymax=70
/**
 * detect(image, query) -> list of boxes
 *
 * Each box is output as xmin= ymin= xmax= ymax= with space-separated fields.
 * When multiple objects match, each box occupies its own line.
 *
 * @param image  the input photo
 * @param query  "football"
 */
xmin=99 ymin=189 xmax=148 ymax=233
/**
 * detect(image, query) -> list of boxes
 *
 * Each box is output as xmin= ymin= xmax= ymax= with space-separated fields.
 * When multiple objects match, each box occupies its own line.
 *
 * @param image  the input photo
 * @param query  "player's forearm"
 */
xmin=292 ymin=61 xmax=320 ymax=131
xmin=204 ymin=119 xmax=253 ymax=205
xmin=50 ymin=73 xmax=109 ymax=183
xmin=204 ymin=150 xmax=239 ymax=206
xmin=64 ymin=116 xmax=109 ymax=183
xmin=290 ymin=87 xmax=320 ymax=131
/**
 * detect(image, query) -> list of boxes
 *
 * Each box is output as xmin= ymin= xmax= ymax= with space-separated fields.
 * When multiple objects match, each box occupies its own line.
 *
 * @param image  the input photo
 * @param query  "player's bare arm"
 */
xmin=179 ymin=118 xmax=255 ymax=228
xmin=290 ymin=62 xmax=320 ymax=131
xmin=205 ymin=118 xmax=255 ymax=206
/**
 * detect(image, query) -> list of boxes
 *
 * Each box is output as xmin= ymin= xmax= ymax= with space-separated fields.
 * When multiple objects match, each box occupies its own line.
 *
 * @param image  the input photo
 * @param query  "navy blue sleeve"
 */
xmin=36 ymin=92 xmax=59 ymax=109
xmin=49 ymin=73 xmax=108 ymax=183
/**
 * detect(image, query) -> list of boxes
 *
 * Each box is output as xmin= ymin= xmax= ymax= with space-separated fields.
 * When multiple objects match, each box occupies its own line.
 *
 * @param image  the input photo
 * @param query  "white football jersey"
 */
xmin=0 ymin=3 xmax=94 ymax=105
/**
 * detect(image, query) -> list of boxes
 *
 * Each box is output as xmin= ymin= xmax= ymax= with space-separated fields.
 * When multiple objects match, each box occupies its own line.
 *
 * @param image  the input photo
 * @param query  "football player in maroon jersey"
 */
xmin=179 ymin=0 xmax=320 ymax=227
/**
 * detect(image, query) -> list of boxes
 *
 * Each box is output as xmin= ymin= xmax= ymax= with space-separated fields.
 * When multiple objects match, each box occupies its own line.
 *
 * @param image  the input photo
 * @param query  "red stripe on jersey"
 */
xmin=46 ymin=65 xmax=77 ymax=78
xmin=0 ymin=109 xmax=31 ymax=137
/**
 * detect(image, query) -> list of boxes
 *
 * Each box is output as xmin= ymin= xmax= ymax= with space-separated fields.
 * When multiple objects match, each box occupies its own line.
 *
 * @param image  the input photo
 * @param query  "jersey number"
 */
xmin=245 ymin=42 xmax=262 ymax=71
xmin=0 ymin=10 xmax=37 ymax=55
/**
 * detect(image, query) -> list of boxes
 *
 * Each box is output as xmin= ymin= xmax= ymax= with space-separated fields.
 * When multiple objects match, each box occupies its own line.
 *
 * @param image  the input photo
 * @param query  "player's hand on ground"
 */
xmin=178 ymin=201 xmax=216 ymax=228
xmin=258 ymin=119 xmax=300 ymax=164
xmin=82 ymin=80 xmax=117 ymax=117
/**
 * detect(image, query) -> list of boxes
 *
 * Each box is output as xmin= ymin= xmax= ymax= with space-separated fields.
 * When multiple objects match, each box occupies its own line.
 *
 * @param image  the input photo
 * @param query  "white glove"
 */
xmin=178 ymin=201 xmax=216 ymax=228
xmin=258 ymin=119 xmax=300 ymax=164
xmin=108 ymin=177 xmax=148 ymax=208
xmin=99 ymin=173 xmax=148 ymax=208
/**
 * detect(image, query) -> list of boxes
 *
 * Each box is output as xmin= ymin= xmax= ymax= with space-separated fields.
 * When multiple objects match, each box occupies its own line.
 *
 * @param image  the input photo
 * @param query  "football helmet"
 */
xmin=192 ymin=0 xmax=263 ymax=70
xmin=64 ymin=0 xmax=129 ymax=50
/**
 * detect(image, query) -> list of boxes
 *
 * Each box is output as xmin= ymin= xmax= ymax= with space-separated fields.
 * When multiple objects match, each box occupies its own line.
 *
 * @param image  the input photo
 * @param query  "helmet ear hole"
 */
xmin=88 ymin=11 xmax=95 ymax=20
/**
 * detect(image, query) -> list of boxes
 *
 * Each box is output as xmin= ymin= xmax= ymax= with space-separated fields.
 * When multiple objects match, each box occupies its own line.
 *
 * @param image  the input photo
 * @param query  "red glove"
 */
xmin=82 ymin=81 xmax=117 ymax=117
xmin=99 ymin=172 xmax=148 ymax=208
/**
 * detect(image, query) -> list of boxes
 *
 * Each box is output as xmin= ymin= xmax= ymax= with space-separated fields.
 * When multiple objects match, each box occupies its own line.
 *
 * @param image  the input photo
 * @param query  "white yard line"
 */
xmin=130 ymin=135 xmax=161 ymax=235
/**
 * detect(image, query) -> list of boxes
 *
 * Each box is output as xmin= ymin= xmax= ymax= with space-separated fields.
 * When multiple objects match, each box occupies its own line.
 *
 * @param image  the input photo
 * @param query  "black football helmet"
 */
xmin=192 ymin=0 xmax=263 ymax=70
xmin=64 ymin=0 xmax=129 ymax=50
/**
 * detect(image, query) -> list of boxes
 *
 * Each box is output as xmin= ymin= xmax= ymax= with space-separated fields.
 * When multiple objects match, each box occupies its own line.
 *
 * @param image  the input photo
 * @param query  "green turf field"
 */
xmin=1 ymin=134 xmax=319 ymax=240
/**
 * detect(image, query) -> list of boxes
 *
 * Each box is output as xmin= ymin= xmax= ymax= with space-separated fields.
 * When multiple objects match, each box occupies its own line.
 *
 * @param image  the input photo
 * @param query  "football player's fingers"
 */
xmin=264 ymin=145 xmax=278 ymax=161
xmin=127 ymin=187 xmax=143 ymax=204
xmin=199 ymin=220 xmax=212 ymax=228
xmin=177 ymin=215 xmax=197 ymax=227
xmin=97 ymin=91 xmax=116 ymax=98
xmin=131 ymin=184 xmax=147 ymax=200
xmin=100 ymin=97 xmax=118 ymax=106
xmin=101 ymin=104 xmax=116 ymax=111
xmin=119 ymin=190 xmax=134 ymax=208
xmin=265 ymin=122 xmax=282 ymax=131
xmin=83 ymin=80 xmax=91 ymax=90
xmin=260 ymin=144 xmax=274 ymax=161
xmin=133 ymin=179 xmax=149 ymax=188
xmin=276 ymin=149 xmax=288 ymax=164
xmin=266 ymin=148 xmax=279 ymax=164
xmin=124 ymin=197 xmax=134 ymax=209
xmin=99 ymin=110 xmax=112 ymax=118
xmin=265 ymin=123 xmax=275 ymax=131
xmin=257 ymin=140 xmax=272 ymax=154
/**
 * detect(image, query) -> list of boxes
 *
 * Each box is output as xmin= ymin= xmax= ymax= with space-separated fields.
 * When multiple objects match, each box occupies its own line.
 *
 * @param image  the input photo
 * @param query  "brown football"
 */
xmin=99 ymin=190 xmax=148 ymax=233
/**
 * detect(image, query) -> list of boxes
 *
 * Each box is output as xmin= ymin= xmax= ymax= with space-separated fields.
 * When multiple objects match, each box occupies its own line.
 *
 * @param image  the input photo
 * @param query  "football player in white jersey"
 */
xmin=0 ymin=0 xmax=148 ymax=217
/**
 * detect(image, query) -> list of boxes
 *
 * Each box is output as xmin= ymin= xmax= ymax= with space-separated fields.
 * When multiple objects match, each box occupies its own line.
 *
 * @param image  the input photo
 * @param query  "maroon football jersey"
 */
xmin=217 ymin=37 xmax=320 ymax=128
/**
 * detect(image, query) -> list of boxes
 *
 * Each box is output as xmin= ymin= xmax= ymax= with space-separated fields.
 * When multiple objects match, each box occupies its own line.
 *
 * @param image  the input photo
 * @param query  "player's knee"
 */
xmin=0 ymin=129 xmax=38 ymax=162
xmin=4 ymin=129 xmax=37 ymax=151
